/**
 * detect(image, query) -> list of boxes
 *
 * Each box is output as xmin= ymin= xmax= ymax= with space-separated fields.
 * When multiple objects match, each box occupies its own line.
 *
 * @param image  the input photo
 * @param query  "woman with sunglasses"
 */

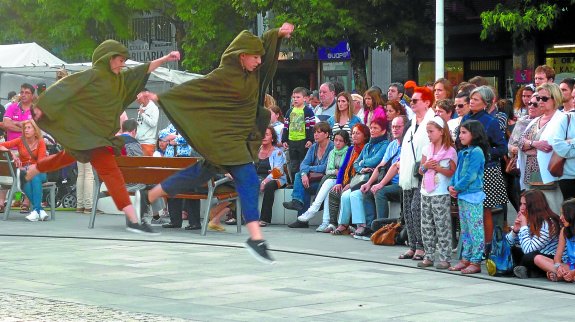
xmin=518 ymin=83 xmax=564 ymax=214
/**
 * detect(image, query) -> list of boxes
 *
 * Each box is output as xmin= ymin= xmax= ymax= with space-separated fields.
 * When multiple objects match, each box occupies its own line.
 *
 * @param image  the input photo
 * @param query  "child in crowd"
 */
xmin=282 ymin=87 xmax=315 ymax=176
xmin=448 ymin=120 xmax=489 ymax=274
xmin=534 ymin=199 xmax=575 ymax=282
xmin=418 ymin=116 xmax=457 ymax=269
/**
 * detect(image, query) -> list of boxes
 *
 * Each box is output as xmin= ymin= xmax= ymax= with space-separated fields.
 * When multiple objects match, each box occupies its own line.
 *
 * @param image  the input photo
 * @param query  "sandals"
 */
xmin=412 ymin=253 xmax=425 ymax=261
xmin=207 ymin=222 xmax=225 ymax=232
xmin=448 ymin=260 xmax=470 ymax=271
xmin=547 ymin=271 xmax=559 ymax=282
xmin=332 ymin=225 xmax=349 ymax=235
xmin=461 ymin=263 xmax=481 ymax=274
xmin=20 ymin=204 xmax=30 ymax=213
xmin=399 ymin=250 xmax=415 ymax=259
xmin=258 ymin=221 xmax=268 ymax=227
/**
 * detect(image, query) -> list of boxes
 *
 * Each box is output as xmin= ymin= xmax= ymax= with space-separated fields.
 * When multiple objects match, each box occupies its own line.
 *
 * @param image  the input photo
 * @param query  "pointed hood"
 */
xmin=92 ymin=39 xmax=129 ymax=70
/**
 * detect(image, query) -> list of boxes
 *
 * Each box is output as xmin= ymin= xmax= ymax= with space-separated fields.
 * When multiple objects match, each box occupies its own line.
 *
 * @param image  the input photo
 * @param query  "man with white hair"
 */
xmin=314 ymin=82 xmax=336 ymax=121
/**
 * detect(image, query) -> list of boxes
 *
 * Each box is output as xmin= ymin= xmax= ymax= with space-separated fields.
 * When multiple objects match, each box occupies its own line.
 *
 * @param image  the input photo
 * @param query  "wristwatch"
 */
xmin=554 ymin=263 xmax=561 ymax=269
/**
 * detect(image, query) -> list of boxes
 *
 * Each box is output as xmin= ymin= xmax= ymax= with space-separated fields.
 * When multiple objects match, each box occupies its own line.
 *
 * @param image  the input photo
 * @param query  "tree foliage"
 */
xmin=480 ymin=0 xmax=575 ymax=41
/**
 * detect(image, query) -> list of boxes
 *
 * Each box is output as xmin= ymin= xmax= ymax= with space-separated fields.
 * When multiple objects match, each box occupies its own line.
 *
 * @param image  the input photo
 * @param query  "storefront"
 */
xmin=545 ymin=44 xmax=575 ymax=82
xmin=318 ymin=41 xmax=354 ymax=91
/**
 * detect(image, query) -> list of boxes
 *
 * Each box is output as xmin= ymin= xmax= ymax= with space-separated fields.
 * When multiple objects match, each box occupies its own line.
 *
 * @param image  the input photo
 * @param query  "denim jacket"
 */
xmin=354 ymin=136 xmax=389 ymax=172
xmin=450 ymin=146 xmax=485 ymax=195
xmin=300 ymin=141 xmax=334 ymax=175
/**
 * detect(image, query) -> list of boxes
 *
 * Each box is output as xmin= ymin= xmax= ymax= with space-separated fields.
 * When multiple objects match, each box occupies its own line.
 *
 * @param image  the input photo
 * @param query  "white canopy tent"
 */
xmin=0 ymin=42 xmax=66 ymax=68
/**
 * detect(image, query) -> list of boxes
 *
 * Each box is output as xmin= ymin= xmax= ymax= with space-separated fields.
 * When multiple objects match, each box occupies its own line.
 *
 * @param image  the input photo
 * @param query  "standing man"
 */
xmin=141 ymin=23 xmax=295 ymax=264
xmin=559 ymin=78 xmax=575 ymax=112
xmin=135 ymin=90 xmax=160 ymax=156
xmin=388 ymin=82 xmax=414 ymax=119
xmin=534 ymin=65 xmax=555 ymax=87
xmin=314 ymin=82 xmax=336 ymax=121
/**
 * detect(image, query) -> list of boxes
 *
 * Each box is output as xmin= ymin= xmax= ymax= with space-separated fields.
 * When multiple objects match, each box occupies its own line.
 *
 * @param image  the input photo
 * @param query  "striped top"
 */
xmin=505 ymin=221 xmax=559 ymax=255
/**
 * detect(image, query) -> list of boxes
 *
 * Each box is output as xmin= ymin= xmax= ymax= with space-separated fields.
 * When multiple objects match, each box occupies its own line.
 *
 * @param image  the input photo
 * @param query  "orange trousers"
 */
xmin=36 ymin=147 xmax=131 ymax=210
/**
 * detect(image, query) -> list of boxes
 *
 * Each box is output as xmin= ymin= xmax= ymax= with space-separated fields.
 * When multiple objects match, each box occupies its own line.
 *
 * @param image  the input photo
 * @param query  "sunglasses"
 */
xmin=536 ymin=96 xmax=552 ymax=102
xmin=527 ymin=102 xmax=539 ymax=107
xmin=455 ymin=104 xmax=466 ymax=109
xmin=411 ymin=99 xmax=420 ymax=105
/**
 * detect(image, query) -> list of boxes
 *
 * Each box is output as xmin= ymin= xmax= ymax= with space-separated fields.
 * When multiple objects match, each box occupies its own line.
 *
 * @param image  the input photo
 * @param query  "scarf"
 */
xmin=423 ymin=143 xmax=455 ymax=193
xmin=343 ymin=143 xmax=365 ymax=184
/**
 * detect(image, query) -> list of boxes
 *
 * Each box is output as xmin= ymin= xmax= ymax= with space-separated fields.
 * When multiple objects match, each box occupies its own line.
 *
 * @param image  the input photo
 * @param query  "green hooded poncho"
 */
xmin=157 ymin=29 xmax=281 ymax=166
xmin=35 ymin=40 xmax=150 ymax=162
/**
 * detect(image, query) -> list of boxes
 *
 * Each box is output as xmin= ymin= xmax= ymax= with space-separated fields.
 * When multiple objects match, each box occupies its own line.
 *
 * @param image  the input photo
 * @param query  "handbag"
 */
xmin=548 ymin=114 xmax=571 ymax=177
xmin=308 ymin=172 xmax=324 ymax=182
xmin=486 ymin=226 xmax=515 ymax=276
xmin=410 ymin=133 xmax=422 ymax=180
xmin=528 ymin=171 xmax=557 ymax=190
xmin=370 ymin=222 xmax=401 ymax=246
xmin=504 ymin=154 xmax=519 ymax=176
xmin=349 ymin=172 xmax=371 ymax=191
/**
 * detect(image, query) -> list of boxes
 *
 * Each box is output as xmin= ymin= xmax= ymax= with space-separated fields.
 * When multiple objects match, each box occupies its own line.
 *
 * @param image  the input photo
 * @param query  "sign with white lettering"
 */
xmin=318 ymin=41 xmax=351 ymax=61
xmin=128 ymin=40 xmax=175 ymax=63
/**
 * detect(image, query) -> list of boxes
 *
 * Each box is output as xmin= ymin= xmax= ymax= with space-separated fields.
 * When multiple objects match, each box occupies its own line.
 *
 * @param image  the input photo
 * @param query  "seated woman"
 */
xmin=535 ymin=199 xmax=575 ymax=282
xmin=361 ymin=116 xmax=408 ymax=222
xmin=0 ymin=120 xmax=48 ymax=221
xmin=506 ymin=190 xmax=561 ymax=279
xmin=327 ymin=92 xmax=362 ymax=137
xmin=257 ymin=126 xmax=287 ymax=227
xmin=335 ymin=117 xmax=389 ymax=238
xmin=283 ymin=122 xmax=334 ymax=224
xmin=288 ymin=130 xmax=350 ymax=230
xmin=324 ymin=123 xmax=370 ymax=234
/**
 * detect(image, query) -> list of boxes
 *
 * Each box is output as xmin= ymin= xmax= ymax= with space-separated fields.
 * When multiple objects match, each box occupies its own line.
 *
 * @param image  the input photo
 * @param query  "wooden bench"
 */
xmin=89 ymin=156 xmax=240 ymax=236
xmin=0 ymin=152 xmax=57 ymax=221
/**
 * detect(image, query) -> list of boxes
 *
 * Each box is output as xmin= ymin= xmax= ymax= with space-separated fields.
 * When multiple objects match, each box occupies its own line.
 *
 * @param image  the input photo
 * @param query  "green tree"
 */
xmin=233 ymin=0 xmax=435 ymax=93
xmin=480 ymin=0 xmax=575 ymax=41
xmin=0 ymin=1 xmax=251 ymax=73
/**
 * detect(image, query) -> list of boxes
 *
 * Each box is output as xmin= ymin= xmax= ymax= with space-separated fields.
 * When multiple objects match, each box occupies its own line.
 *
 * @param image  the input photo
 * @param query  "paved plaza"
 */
xmin=0 ymin=211 xmax=574 ymax=321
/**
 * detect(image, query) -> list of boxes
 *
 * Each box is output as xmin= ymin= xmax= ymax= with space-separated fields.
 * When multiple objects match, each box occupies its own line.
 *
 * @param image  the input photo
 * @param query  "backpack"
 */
xmin=486 ymin=226 xmax=514 ymax=276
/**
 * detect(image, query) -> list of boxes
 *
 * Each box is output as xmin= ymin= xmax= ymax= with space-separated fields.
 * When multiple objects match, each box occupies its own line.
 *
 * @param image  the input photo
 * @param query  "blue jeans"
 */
xmin=161 ymin=161 xmax=260 ymax=223
xmin=23 ymin=172 xmax=47 ymax=212
xmin=363 ymin=184 xmax=402 ymax=223
xmin=291 ymin=171 xmax=320 ymax=215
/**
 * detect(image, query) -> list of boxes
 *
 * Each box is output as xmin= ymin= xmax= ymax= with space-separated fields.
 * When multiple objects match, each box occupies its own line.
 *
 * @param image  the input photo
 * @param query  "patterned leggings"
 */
xmin=403 ymin=188 xmax=423 ymax=251
xmin=421 ymin=195 xmax=452 ymax=262
xmin=458 ymin=199 xmax=485 ymax=264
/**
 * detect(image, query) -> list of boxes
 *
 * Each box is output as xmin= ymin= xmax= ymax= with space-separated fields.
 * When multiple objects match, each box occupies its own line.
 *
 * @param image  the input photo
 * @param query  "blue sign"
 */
xmin=318 ymin=41 xmax=351 ymax=61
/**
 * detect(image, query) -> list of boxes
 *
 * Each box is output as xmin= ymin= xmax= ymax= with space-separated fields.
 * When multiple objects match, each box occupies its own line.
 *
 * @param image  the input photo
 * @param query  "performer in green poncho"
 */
xmin=140 ymin=22 xmax=294 ymax=264
xmin=21 ymin=40 xmax=180 ymax=234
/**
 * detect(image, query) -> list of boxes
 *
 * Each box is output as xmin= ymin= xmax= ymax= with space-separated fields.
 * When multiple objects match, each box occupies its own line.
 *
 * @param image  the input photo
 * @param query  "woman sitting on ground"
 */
xmin=506 ymin=190 xmax=561 ymax=279
xmin=0 ymin=120 xmax=48 ymax=221
xmin=288 ymin=130 xmax=350 ymax=230
xmin=257 ymin=126 xmax=287 ymax=227
xmin=535 ymin=199 xmax=575 ymax=282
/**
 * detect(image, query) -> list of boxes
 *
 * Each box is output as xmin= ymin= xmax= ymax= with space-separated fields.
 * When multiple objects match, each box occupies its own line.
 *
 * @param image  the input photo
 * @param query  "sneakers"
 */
xmin=513 ymin=265 xmax=529 ymax=279
xmin=39 ymin=210 xmax=49 ymax=221
xmin=150 ymin=217 xmax=169 ymax=226
xmin=287 ymin=220 xmax=309 ymax=228
xmin=25 ymin=210 xmax=40 ymax=222
xmin=245 ymin=238 xmax=275 ymax=264
xmin=316 ymin=223 xmax=329 ymax=232
xmin=283 ymin=200 xmax=303 ymax=211
xmin=126 ymin=221 xmax=160 ymax=235
xmin=298 ymin=210 xmax=316 ymax=222
xmin=16 ymin=169 xmax=28 ymax=191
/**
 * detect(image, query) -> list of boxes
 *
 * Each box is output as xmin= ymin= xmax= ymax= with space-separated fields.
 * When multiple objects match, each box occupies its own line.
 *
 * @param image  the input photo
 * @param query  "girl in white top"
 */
xmin=418 ymin=116 xmax=457 ymax=269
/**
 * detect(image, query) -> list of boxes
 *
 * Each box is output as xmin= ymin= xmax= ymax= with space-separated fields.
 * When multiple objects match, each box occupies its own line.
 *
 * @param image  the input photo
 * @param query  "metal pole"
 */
xmin=435 ymin=0 xmax=444 ymax=81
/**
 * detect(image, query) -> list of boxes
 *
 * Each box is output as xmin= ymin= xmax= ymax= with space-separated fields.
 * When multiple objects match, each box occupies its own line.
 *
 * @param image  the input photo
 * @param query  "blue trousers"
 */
xmin=161 ymin=161 xmax=260 ymax=223
xmin=23 ymin=172 xmax=47 ymax=212
xmin=291 ymin=171 xmax=320 ymax=215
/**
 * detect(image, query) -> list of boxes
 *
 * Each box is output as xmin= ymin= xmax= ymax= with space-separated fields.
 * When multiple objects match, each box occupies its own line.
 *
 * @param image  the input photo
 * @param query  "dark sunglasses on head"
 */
xmin=536 ymin=96 xmax=552 ymax=102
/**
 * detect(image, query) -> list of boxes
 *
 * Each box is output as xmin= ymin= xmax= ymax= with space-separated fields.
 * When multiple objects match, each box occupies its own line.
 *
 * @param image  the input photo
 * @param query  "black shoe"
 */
xmin=162 ymin=223 xmax=182 ymax=228
xmin=287 ymin=220 xmax=309 ymax=228
xmin=245 ymin=238 xmax=275 ymax=264
xmin=185 ymin=224 xmax=201 ymax=230
xmin=283 ymin=200 xmax=304 ymax=211
xmin=126 ymin=221 xmax=160 ymax=235
xmin=16 ymin=169 xmax=28 ymax=191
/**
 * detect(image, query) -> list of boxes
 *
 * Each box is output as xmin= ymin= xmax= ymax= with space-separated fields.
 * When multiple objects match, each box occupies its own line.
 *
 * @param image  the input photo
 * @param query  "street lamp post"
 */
xmin=435 ymin=0 xmax=444 ymax=81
